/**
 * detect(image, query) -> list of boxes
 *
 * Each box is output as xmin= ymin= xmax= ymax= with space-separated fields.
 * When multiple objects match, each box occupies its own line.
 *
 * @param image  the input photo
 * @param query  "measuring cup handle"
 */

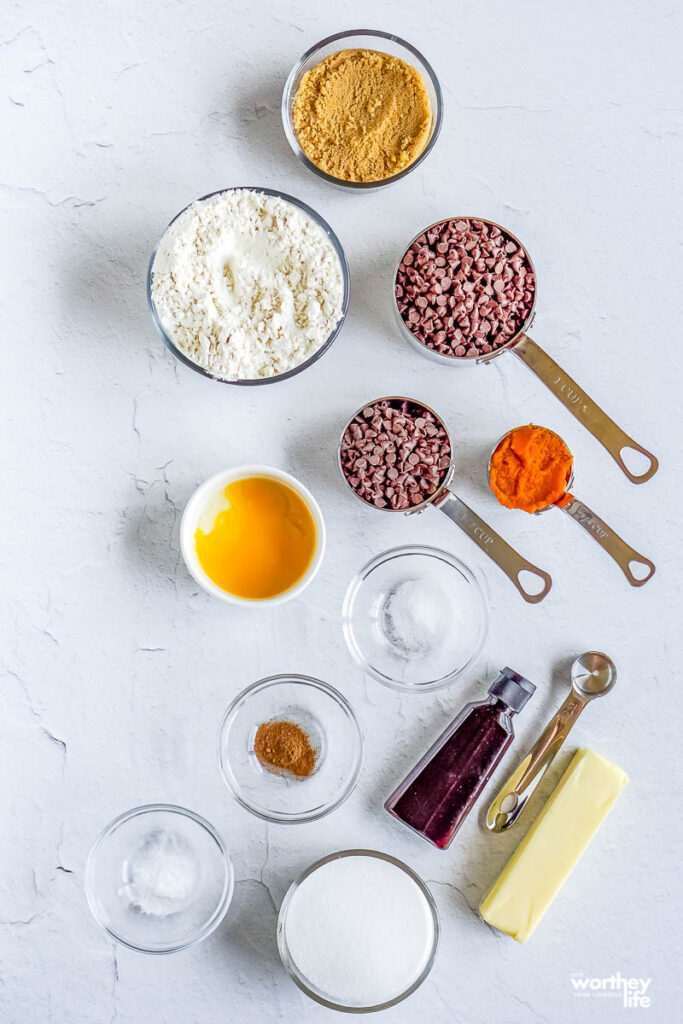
xmin=486 ymin=691 xmax=586 ymax=832
xmin=558 ymin=495 xmax=655 ymax=586
xmin=510 ymin=334 xmax=658 ymax=484
xmin=434 ymin=491 xmax=552 ymax=603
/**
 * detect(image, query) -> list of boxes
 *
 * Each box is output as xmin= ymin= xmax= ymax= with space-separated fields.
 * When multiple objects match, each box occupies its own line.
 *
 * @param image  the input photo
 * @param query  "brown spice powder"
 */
xmin=253 ymin=719 xmax=317 ymax=778
xmin=292 ymin=48 xmax=432 ymax=183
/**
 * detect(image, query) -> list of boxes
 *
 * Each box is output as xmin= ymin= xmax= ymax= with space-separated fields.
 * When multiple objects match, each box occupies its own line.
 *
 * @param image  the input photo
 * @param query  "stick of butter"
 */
xmin=479 ymin=748 xmax=627 ymax=942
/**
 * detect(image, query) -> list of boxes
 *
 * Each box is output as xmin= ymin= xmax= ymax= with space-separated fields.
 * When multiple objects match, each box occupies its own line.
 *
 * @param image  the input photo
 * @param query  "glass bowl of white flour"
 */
xmin=147 ymin=186 xmax=350 ymax=385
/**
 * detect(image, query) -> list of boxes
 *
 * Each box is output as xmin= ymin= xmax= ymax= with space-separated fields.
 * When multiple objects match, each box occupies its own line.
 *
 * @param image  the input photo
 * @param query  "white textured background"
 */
xmin=2 ymin=1 xmax=681 ymax=1021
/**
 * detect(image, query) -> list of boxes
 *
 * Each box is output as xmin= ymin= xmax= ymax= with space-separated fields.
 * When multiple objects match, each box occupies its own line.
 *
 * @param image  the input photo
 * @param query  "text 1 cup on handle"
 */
xmin=433 ymin=491 xmax=552 ymax=604
xmin=557 ymin=494 xmax=656 ymax=587
xmin=503 ymin=334 xmax=658 ymax=484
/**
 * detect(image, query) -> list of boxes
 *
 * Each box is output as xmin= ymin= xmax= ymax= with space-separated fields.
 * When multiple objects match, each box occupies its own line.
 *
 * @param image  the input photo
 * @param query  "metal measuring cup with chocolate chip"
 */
xmin=393 ymin=216 xmax=658 ymax=485
xmin=338 ymin=397 xmax=552 ymax=603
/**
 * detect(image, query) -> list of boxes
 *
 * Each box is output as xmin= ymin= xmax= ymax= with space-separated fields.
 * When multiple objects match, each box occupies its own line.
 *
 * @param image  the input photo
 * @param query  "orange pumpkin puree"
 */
xmin=195 ymin=477 xmax=316 ymax=599
xmin=489 ymin=424 xmax=573 ymax=513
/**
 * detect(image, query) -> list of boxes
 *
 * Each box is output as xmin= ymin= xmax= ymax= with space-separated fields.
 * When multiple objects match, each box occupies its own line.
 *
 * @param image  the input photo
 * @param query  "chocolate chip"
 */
xmin=340 ymin=399 xmax=451 ymax=510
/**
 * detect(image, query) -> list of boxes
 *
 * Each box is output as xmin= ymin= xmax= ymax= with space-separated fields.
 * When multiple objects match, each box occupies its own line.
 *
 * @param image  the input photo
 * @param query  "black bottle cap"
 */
xmin=488 ymin=667 xmax=536 ymax=713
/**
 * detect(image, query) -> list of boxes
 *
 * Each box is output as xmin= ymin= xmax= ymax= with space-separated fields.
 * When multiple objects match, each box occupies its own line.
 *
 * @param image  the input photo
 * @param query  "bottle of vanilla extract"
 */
xmin=385 ymin=668 xmax=535 ymax=849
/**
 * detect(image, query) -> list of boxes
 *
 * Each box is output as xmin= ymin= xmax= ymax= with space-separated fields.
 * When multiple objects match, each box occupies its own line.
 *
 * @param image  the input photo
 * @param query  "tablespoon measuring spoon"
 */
xmin=339 ymin=396 xmax=552 ymax=603
xmin=486 ymin=651 xmax=617 ymax=832
xmin=488 ymin=426 xmax=655 ymax=587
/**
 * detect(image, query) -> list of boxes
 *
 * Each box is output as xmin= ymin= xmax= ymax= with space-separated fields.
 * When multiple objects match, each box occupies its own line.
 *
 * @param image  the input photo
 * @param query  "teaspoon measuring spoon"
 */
xmin=486 ymin=651 xmax=617 ymax=832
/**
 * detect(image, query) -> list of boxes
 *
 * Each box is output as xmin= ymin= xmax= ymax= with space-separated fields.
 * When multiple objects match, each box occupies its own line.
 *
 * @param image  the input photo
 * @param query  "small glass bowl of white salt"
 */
xmin=342 ymin=545 xmax=488 ymax=692
xmin=85 ymin=804 xmax=233 ymax=954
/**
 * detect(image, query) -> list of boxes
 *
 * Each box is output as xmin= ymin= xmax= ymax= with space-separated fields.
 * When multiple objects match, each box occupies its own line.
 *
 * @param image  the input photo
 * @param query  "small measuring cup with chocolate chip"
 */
xmin=393 ymin=216 xmax=658 ymax=485
xmin=338 ymin=397 xmax=552 ymax=603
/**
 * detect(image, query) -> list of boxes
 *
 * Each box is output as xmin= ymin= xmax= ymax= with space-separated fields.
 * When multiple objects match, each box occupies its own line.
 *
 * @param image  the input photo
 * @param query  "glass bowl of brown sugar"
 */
xmin=282 ymin=29 xmax=443 ymax=190
xmin=217 ymin=675 xmax=364 ymax=823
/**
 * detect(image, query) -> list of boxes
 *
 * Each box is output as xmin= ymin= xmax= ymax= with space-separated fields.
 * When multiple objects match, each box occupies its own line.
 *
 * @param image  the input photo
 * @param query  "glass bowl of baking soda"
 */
xmin=342 ymin=545 xmax=489 ymax=692
xmin=85 ymin=804 xmax=234 ymax=954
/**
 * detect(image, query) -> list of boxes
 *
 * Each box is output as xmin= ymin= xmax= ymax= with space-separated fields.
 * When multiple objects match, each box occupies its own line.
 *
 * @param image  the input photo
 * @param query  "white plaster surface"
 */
xmin=1 ymin=1 xmax=681 ymax=1020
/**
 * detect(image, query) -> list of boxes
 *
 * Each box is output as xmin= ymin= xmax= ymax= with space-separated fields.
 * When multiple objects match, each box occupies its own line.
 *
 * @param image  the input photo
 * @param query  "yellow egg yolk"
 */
xmin=194 ymin=477 xmax=317 ymax=600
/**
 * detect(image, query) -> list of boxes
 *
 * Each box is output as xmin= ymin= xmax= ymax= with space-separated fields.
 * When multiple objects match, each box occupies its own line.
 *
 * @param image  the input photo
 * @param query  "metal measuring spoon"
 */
xmin=339 ymin=397 xmax=552 ymax=603
xmin=488 ymin=426 xmax=655 ymax=587
xmin=393 ymin=217 xmax=658 ymax=484
xmin=486 ymin=652 xmax=617 ymax=832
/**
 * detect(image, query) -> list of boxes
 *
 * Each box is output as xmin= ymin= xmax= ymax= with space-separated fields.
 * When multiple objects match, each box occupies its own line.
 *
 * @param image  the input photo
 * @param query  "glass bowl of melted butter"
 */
xmin=180 ymin=465 xmax=326 ymax=606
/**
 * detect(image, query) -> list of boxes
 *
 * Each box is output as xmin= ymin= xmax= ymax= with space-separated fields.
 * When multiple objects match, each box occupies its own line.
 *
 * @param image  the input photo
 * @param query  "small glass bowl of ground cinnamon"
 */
xmin=218 ymin=675 xmax=364 ymax=823
xmin=282 ymin=30 xmax=443 ymax=190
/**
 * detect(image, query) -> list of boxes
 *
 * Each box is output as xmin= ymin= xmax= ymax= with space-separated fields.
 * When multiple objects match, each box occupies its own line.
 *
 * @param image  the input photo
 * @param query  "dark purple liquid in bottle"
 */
xmin=385 ymin=669 xmax=535 ymax=850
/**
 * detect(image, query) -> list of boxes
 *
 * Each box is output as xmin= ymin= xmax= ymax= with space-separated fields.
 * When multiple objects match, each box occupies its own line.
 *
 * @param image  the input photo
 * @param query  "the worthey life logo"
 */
xmin=570 ymin=971 xmax=652 ymax=1009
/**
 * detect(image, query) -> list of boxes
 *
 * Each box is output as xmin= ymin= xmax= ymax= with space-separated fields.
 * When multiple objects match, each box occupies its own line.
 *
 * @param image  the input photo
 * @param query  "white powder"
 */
xmin=381 ymin=576 xmax=457 ymax=658
xmin=119 ymin=830 xmax=199 ymax=917
xmin=283 ymin=854 xmax=435 ymax=1007
xmin=151 ymin=189 xmax=344 ymax=380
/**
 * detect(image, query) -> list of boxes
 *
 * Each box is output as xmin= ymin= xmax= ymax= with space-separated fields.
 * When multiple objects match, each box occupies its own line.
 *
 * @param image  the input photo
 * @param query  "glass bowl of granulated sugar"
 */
xmin=147 ymin=187 xmax=350 ymax=386
xmin=278 ymin=849 xmax=439 ymax=1011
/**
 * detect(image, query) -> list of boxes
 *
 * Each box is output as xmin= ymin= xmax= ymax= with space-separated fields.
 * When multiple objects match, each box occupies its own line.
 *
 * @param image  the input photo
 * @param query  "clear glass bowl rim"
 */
xmin=281 ymin=29 xmax=444 ymax=190
xmin=84 ymin=802 xmax=234 ymax=954
xmin=217 ymin=673 xmax=364 ymax=823
xmin=342 ymin=544 xmax=489 ymax=692
xmin=277 ymin=848 xmax=440 ymax=1013
xmin=146 ymin=186 xmax=351 ymax=385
